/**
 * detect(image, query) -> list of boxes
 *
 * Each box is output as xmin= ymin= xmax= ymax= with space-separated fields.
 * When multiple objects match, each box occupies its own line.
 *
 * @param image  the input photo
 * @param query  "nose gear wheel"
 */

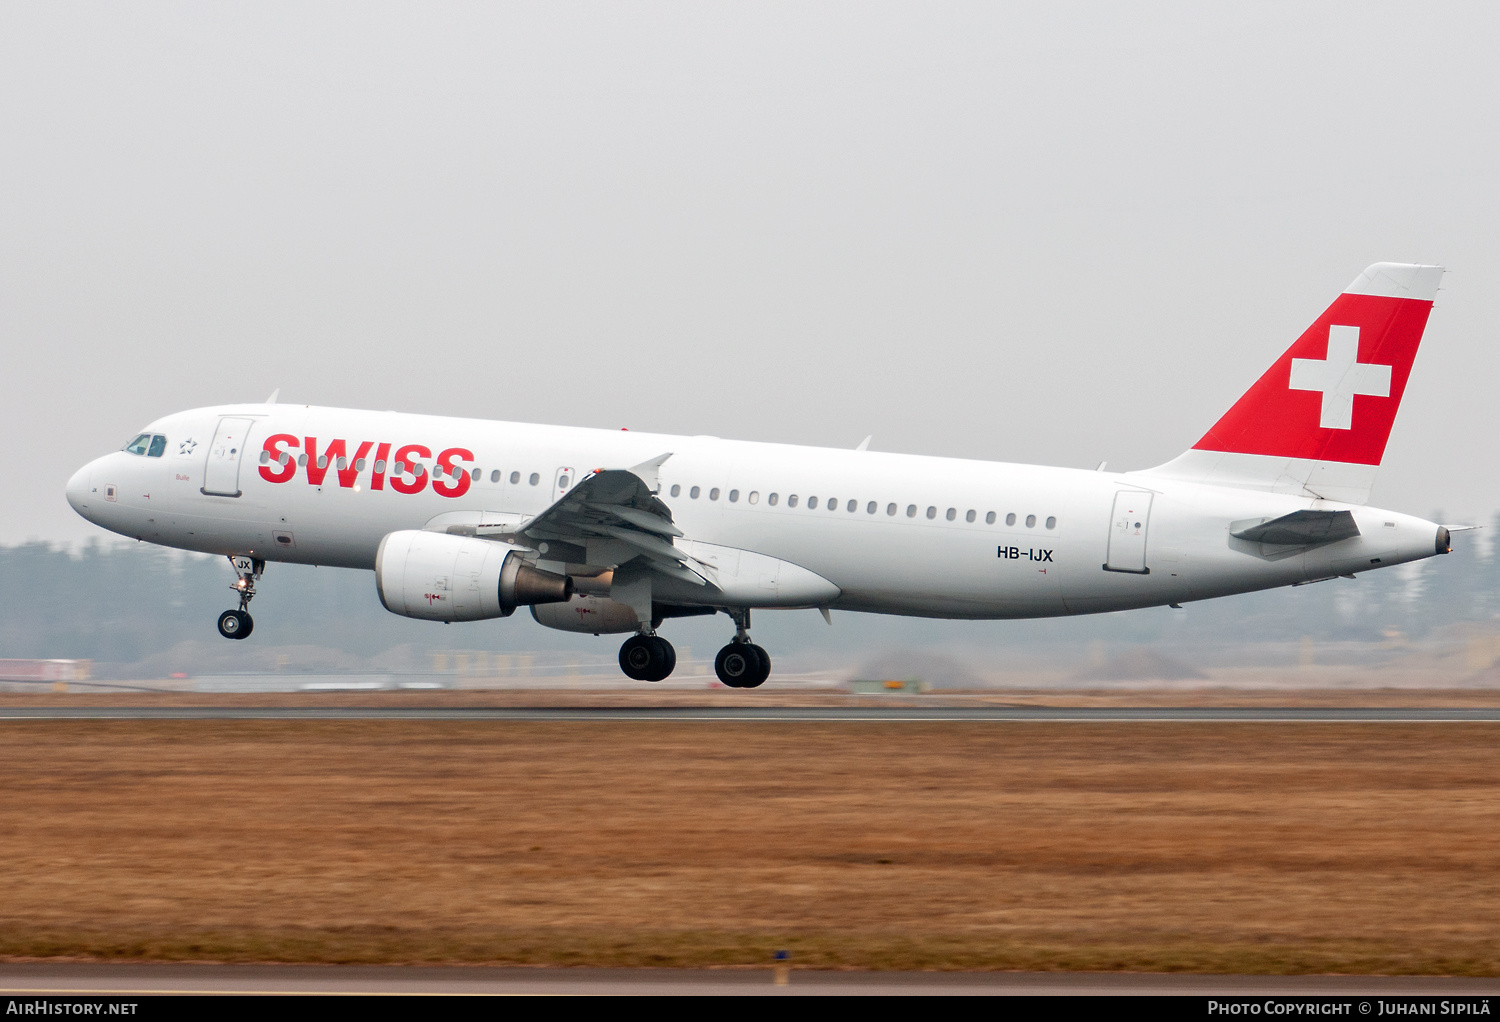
xmin=217 ymin=609 xmax=252 ymax=640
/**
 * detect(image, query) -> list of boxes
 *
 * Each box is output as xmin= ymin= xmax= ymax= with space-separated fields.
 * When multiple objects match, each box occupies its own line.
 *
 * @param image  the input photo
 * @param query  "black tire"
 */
xmin=217 ymin=609 xmax=251 ymax=640
xmin=619 ymin=634 xmax=658 ymax=681
xmin=647 ymin=636 xmax=677 ymax=682
xmin=714 ymin=642 xmax=758 ymax=688
xmin=741 ymin=643 xmax=771 ymax=688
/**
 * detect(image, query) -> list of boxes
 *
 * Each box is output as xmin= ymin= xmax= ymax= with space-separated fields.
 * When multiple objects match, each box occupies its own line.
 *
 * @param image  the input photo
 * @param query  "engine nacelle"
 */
xmin=530 ymin=594 xmax=642 ymax=634
xmin=375 ymin=530 xmax=572 ymax=622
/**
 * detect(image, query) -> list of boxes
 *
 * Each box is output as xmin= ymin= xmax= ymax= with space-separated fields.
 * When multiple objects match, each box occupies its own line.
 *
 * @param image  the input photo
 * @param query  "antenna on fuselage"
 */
xmin=265 ymin=388 xmax=280 ymax=405
xmin=855 ymin=435 xmax=872 ymax=451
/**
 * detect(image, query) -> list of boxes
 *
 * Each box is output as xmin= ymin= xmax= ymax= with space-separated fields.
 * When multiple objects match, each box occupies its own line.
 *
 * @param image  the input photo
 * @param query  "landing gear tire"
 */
xmin=619 ymin=634 xmax=676 ymax=682
xmin=745 ymin=643 xmax=770 ymax=687
xmin=650 ymin=636 xmax=676 ymax=681
xmin=715 ymin=642 xmax=770 ymax=689
xmin=217 ymin=609 xmax=253 ymax=640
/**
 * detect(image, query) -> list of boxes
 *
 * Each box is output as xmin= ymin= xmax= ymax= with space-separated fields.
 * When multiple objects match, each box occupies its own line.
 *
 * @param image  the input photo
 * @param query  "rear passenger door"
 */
xmin=1104 ymin=491 xmax=1152 ymax=573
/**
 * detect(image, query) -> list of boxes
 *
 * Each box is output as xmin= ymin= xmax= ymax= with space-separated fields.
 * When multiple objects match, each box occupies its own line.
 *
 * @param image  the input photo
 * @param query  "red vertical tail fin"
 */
xmin=1142 ymin=263 xmax=1443 ymax=504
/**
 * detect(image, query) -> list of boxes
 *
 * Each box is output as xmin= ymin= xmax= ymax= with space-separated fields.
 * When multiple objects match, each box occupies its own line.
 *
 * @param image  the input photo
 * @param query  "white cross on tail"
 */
xmin=1288 ymin=325 xmax=1391 ymax=430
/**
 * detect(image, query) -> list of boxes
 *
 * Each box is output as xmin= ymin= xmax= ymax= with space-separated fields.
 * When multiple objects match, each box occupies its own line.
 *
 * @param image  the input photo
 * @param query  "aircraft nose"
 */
xmin=65 ymin=462 xmax=93 ymax=517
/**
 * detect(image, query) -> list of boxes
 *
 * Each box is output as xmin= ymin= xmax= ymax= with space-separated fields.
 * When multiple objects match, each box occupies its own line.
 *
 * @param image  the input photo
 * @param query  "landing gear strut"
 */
xmin=715 ymin=608 xmax=770 ymax=689
xmin=619 ymin=632 xmax=676 ymax=682
xmin=217 ymin=555 xmax=263 ymax=641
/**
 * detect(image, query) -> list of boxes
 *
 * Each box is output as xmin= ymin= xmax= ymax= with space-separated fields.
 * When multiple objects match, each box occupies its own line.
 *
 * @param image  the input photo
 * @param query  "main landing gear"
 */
xmin=217 ymin=555 xmax=263 ymax=641
xmin=619 ymin=633 xmax=676 ymax=682
xmin=615 ymin=608 xmax=772 ymax=688
xmin=714 ymin=608 xmax=770 ymax=689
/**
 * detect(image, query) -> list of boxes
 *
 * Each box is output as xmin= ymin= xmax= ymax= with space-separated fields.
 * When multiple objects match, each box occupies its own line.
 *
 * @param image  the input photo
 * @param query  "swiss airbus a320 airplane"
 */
xmin=67 ymin=263 xmax=1451 ymax=688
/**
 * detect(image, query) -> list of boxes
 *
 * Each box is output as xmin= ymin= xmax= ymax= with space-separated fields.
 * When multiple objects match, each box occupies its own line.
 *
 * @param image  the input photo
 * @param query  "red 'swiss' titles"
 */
xmin=258 ymin=435 xmax=475 ymax=498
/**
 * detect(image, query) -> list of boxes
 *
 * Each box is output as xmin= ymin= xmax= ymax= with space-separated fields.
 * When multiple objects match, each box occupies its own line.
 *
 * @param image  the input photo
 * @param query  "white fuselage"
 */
xmin=65 ymin=404 xmax=1444 ymax=620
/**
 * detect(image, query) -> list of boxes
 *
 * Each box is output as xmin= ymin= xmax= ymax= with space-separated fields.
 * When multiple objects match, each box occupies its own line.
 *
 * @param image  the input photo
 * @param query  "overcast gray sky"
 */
xmin=4 ymin=2 xmax=1499 ymax=546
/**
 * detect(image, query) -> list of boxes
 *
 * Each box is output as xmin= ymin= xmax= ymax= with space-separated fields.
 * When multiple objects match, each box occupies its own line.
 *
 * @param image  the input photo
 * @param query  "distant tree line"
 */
xmin=0 ymin=518 xmax=1492 ymax=670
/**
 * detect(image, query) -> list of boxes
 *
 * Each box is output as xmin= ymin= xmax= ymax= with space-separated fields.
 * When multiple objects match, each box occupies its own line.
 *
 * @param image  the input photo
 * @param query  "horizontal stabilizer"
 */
xmin=1230 ymin=509 xmax=1360 ymax=546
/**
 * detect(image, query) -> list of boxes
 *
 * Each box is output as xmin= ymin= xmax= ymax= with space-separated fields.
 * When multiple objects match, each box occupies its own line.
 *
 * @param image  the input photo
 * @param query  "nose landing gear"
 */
xmin=714 ymin=608 xmax=770 ymax=689
xmin=217 ymin=555 xmax=263 ymax=640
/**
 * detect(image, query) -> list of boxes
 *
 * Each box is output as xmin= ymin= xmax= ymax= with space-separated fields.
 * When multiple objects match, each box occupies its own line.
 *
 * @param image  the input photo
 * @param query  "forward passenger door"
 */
xmin=202 ymin=417 xmax=255 ymax=498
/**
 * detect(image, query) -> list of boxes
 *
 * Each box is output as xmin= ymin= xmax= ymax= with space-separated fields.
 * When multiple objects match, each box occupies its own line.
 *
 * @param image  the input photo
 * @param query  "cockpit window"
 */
xmin=147 ymin=435 xmax=167 ymax=458
xmin=124 ymin=433 xmax=152 ymax=456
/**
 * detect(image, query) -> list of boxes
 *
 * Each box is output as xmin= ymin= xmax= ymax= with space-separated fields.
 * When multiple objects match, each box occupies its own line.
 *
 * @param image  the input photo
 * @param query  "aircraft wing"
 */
xmin=499 ymin=454 xmax=715 ymax=586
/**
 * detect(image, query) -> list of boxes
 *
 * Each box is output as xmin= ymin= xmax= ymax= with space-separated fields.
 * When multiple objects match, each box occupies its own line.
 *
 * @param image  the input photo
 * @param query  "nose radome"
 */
xmin=65 ymin=463 xmax=93 ymax=517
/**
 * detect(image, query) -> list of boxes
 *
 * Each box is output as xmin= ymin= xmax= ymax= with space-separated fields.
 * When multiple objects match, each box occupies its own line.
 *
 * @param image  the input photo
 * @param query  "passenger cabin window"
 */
xmin=1046 ymin=516 xmax=1057 ymax=529
xmin=124 ymin=433 xmax=152 ymax=456
xmin=510 ymin=471 xmax=521 ymax=484
xmin=965 ymin=509 xmax=976 ymax=523
xmin=1026 ymin=514 xmax=1037 ymax=528
xmin=1006 ymin=513 xmax=1017 ymax=526
xmin=808 ymin=496 xmax=818 ymax=509
xmin=906 ymin=504 xmax=917 ymax=518
xmin=748 ymin=491 xmax=759 ymax=504
xmin=491 ymin=470 xmax=501 ymax=483
xmin=867 ymin=501 xmax=877 ymax=514
xmin=690 ymin=486 xmax=701 ymax=499
xmin=147 ymin=435 xmax=167 ymax=458
xmin=788 ymin=494 xmax=798 ymax=507
xmin=728 ymin=489 xmax=739 ymax=502
xmin=946 ymin=508 xmax=956 ymax=521
xmin=709 ymin=487 xmax=720 ymax=501
xmin=670 ymin=484 xmax=681 ymax=497
xmin=986 ymin=511 xmax=996 ymax=524
xmin=769 ymin=493 xmax=779 ymax=506
xmin=529 ymin=473 xmax=540 ymax=486
xmin=926 ymin=506 xmax=937 ymax=519
xmin=887 ymin=503 xmax=897 ymax=516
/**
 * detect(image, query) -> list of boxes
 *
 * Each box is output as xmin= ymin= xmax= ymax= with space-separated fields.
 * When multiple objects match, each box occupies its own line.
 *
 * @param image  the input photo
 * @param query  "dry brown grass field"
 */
xmin=2 ymin=716 xmax=1499 ymax=973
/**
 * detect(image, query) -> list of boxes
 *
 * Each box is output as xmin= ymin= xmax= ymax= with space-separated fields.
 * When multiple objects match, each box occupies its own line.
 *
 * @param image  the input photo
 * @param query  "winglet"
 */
xmin=627 ymin=453 xmax=673 ymax=494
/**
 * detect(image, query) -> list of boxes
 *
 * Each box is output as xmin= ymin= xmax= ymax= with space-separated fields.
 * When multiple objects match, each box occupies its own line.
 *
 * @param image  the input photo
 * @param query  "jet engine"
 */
xmin=375 ymin=529 xmax=572 ymax=622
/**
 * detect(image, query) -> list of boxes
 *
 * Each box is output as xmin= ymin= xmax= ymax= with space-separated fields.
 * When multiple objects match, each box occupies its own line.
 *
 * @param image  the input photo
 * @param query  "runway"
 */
xmin=3 ymin=705 xmax=1500 ymax=722
xmin=2 ymin=963 xmax=1499 ymax=996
